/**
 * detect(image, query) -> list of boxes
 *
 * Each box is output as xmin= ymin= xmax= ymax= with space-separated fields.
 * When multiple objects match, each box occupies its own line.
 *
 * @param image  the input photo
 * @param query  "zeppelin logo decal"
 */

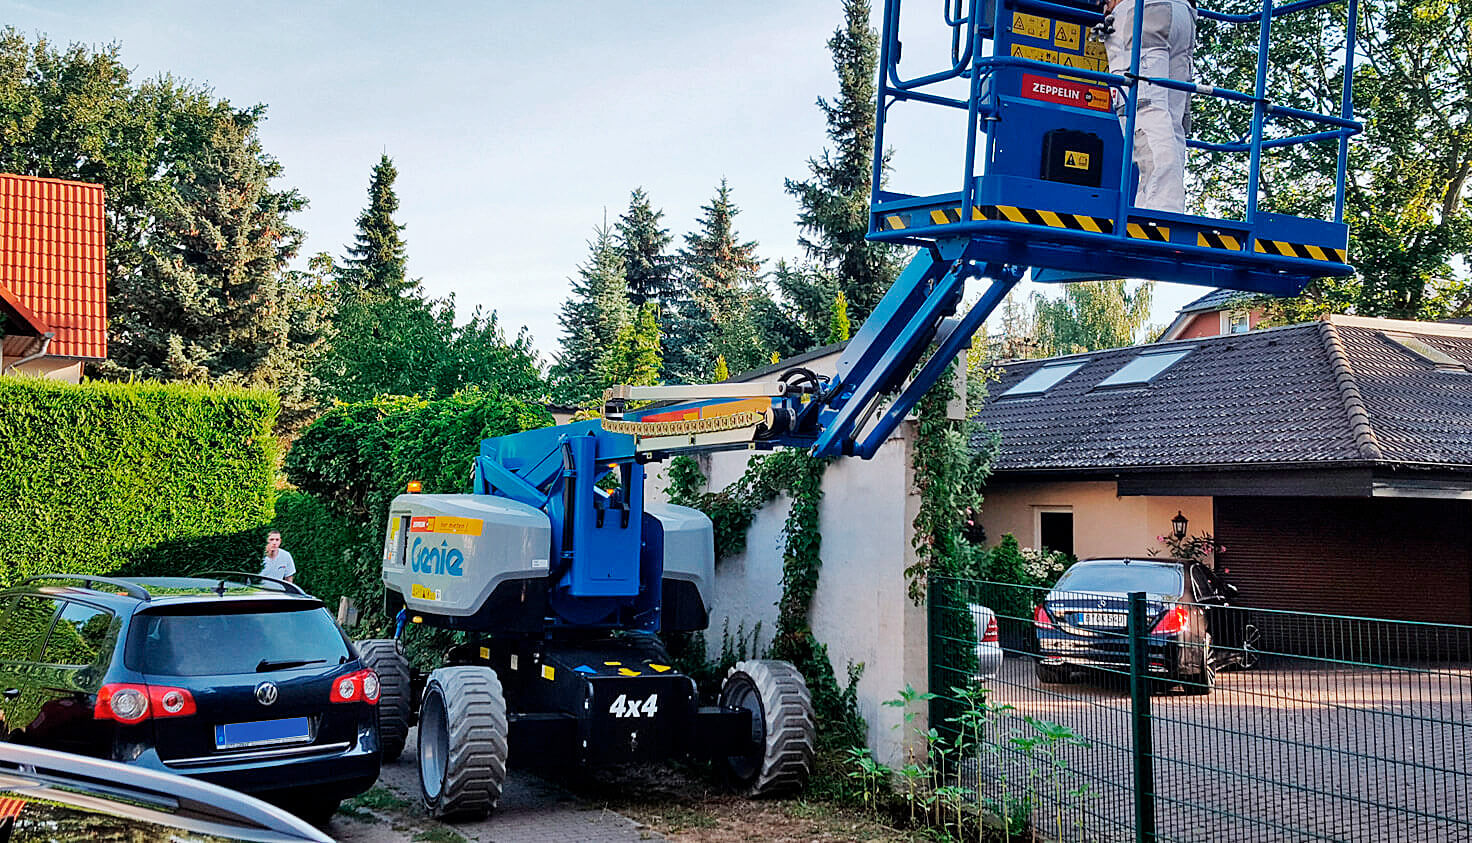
xmin=1021 ymin=73 xmax=1110 ymax=112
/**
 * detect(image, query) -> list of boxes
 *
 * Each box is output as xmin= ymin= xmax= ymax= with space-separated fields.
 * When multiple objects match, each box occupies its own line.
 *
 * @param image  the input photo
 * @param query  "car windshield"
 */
xmin=1054 ymin=562 xmax=1183 ymax=596
xmin=126 ymin=605 xmax=349 ymax=676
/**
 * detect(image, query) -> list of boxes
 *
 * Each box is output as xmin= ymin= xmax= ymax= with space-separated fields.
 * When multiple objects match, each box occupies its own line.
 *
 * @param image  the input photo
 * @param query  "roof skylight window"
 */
xmin=1383 ymin=333 xmax=1470 ymax=373
xmin=1096 ymin=347 xmax=1193 ymax=387
xmin=1002 ymin=360 xmax=1086 ymax=397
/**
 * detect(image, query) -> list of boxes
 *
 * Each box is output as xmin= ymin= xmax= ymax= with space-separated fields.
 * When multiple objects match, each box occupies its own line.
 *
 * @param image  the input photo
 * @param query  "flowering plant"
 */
xmin=1148 ymin=531 xmax=1224 ymax=565
xmin=1018 ymin=546 xmax=1073 ymax=586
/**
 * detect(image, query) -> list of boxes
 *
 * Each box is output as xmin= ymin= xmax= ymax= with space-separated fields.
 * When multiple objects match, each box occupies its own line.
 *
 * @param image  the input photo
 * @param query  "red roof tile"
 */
xmin=0 ymin=173 xmax=108 ymax=359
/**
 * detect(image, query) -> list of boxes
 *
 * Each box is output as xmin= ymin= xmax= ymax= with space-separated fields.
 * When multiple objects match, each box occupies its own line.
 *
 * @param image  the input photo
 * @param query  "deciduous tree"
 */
xmin=1194 ymin=0 xmax=1472 ymax=320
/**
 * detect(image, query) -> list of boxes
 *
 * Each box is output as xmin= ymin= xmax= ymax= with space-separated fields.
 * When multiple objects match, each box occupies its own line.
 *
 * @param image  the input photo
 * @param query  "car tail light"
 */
xmin=96 ymin=684 xmax=150 ymax=724
xmin=981 ymin=615 xmax=999 ymax=643
xmin=331 ymin=669 xmax=380 ymax=705
xmin=1033 ymin=604 xmax=1055 ymax=630
xmin=150 ymin=686 xmax=197 ymax=718
xmin=1151 ymin=605 xmax=1190 ymax=635
xmin=95 ymin=684 xmax=198 ymax=723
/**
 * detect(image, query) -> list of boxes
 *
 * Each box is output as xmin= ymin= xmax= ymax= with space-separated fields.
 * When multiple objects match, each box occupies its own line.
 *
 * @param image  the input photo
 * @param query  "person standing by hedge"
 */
xmin=260 ymin=530 xmax=296 ymax=584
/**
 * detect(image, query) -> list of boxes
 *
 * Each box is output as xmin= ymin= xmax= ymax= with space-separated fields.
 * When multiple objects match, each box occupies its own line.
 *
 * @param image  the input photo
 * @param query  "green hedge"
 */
xmin=0 ymin=376 xmax=278 ymax=586
xmin=284 ymin=388 xmax=552 ymax=635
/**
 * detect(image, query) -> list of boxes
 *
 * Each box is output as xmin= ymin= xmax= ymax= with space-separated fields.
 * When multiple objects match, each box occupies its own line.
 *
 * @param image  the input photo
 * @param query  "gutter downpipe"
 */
xmin=4 ymin=332 xmax=56 ymax=374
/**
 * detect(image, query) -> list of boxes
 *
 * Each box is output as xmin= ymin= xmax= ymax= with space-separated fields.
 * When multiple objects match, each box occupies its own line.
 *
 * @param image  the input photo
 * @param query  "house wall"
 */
xmin=7 ymin=357 xmax=83 ymax=383
xmin=646 ymin=425 xmax=929 ymax=768
xmin=1174 ymin=308 xmax=1265 ymax=340
xmin=978 ymin=479 xmax=1214 ymax=560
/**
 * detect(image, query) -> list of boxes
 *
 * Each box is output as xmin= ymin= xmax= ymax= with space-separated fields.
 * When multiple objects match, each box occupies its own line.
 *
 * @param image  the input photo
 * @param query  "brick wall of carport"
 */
xmin=1214 ymin=496 xmax=1472 ymax=625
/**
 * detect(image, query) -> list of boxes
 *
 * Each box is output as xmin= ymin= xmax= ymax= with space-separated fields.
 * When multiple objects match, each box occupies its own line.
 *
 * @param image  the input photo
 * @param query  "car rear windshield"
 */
xmin=126 ymin=604 xmax=350 ymax=676
xmin=1054 ymin=562 xmax=1183 ymax=596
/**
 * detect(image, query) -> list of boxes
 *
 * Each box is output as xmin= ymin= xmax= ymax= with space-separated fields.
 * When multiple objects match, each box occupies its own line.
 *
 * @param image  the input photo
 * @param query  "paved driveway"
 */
xmin=972 ymin=656 xmax=1472 ymax=842
xmin=329 ymin=726 xmax=660 ymax=842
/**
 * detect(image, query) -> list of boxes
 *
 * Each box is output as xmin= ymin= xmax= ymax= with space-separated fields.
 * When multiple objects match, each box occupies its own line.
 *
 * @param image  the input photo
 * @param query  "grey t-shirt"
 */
xmin=261 ymin=549 xmax=296 ymax=581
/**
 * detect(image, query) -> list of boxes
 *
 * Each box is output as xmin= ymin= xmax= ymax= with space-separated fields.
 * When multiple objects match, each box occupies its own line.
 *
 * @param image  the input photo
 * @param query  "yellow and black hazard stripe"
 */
xmin=877 ymin=204 xmax=1113 ymax=233
xmin=981 ymin=205 xmax=1114 ymax=233
xmin=1126 ymin=222 xmax=1171 ymax=241
xmin=1254 ymin=238 xmax=1348 ymax=264
xmin=1197 ymin=230 xmax=1244 ymax=251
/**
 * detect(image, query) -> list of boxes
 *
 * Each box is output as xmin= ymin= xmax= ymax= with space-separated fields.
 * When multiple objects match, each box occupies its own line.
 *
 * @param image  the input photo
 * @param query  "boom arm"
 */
xmin=604 ymin=243 xmax=1020 ymax=460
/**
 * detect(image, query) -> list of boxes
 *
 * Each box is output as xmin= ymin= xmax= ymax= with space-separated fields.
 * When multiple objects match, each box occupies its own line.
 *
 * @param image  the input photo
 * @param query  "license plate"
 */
xmin=1073 ymin=611 xmax=1125 ymax=627
xmin=214 ymin=717 xmax=311 ymax=750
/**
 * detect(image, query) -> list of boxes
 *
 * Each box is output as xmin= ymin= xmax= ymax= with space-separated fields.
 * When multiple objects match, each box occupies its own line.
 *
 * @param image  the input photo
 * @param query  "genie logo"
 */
xmin=410 ymin=536 xmax=465 ymax=576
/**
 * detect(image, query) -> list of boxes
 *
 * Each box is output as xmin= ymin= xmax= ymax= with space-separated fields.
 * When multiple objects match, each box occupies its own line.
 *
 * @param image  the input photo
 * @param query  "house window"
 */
xmin=1226 ymin=311 xmax=1251 ymax=334
xmin=1096 ymin=347 xmax=1192 ymax=388
xmin=1036 ymin=508 xmax=1074 ymax=558
xmin=1001 ymin=360 xmax=1086 ymax=397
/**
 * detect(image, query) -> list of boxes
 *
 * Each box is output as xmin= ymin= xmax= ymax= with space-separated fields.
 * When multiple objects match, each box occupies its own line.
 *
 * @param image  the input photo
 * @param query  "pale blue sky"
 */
xmin=3 ymin=1 xmax=1201 ymax=360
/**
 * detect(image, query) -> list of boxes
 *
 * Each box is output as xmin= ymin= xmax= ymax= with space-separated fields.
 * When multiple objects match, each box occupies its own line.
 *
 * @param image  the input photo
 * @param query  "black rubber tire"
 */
xmin=356 ymin=638 xmax=411 ymax=762
xmin=418 ymin=666 xmax=508 ymax=820
xmin=1035 ymin=661 xmax=1071 ymax=684
xmin=1183 ymin=638 xmax=1216 ymax=695
xmin=719 ymin=659 xmax=815 ymax=797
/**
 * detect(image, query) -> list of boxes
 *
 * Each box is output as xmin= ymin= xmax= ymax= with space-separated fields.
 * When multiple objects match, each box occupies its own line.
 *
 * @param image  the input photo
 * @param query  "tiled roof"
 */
xmin=973 ymin=316 xmax=1472 ymax=471
xmin=0 ymin=174 xmax=108 ymax=359
xmin=1178 ymin=287 xmax=1255 ymax=314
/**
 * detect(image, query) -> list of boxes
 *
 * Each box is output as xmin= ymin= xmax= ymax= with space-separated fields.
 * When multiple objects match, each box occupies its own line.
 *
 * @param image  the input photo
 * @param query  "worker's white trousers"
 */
xmin=1106 ymin=0 xmax=1196 ymax=213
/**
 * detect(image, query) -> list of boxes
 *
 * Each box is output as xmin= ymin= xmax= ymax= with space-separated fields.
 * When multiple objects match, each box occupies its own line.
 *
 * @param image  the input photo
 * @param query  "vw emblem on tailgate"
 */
xmin=255 ymin=681 xmax=279 ymax=706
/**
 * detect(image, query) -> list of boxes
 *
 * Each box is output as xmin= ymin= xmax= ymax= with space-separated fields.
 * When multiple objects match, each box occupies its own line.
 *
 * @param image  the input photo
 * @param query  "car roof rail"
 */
xmin=18 ymin=574 xmax=152 ymax=601
xmin=190 ymin=570 xmax=307 ymax=596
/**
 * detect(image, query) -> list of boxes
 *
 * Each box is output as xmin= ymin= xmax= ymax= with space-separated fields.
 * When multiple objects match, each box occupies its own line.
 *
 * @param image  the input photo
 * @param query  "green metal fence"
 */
xmin=929 ymin=576 xmax=1472 ymax=842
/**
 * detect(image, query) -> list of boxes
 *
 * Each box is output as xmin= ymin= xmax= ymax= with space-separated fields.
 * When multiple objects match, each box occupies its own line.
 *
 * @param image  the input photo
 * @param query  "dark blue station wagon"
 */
xmin=0 ymin=573 xmax=381 ymax=823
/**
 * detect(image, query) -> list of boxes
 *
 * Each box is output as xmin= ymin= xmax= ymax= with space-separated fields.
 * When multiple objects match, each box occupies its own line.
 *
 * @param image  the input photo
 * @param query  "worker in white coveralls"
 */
xmin=1104 ymin=0 xmax=1197 ymax=213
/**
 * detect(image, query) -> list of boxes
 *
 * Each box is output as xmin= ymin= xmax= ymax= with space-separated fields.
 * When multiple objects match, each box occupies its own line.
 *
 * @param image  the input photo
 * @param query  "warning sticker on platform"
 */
xmin=1060 ymin=53 xmax=1107 ymax=73
xmin=1012 ymin=43 xmax=1059 ymax=65
xmin=1012 ymin=12 xmax=1051 ymax=39
xmin=1053 ymin=21 xmax=1081 ymax=51
xmin=1064 ymin=150 xmax=1091 ymax=170
xmin=1020 ymin=73 xmax=1111 ymax=112
xmin=408 ymin=516 xmax=484 ymax=536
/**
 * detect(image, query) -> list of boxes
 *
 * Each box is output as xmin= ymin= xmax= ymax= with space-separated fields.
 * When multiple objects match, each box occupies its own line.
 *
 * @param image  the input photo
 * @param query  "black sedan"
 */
xmin=1033 ymin=558 xmax=1258 ymax=693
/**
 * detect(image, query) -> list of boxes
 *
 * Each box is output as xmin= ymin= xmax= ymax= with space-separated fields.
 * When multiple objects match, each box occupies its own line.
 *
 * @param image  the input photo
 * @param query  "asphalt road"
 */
xmin=329 ymin=727 xmax=660 ymax=843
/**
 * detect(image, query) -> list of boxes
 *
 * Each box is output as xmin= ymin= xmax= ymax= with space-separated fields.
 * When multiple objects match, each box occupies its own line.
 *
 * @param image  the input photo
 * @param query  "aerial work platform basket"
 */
xmin=869 ymin=0 xmax=1362 ymax=296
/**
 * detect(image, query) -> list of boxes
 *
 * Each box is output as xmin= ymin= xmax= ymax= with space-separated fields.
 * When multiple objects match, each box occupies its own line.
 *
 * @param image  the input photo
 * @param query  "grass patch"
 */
xmin=412 ymin=829 xmax=467 ymax=843
xmin=346 ymin=785 xmax=414 ymax=813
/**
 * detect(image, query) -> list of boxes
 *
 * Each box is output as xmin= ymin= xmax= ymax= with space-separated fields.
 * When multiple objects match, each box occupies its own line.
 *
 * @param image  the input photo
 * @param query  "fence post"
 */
xmin=1128 ymin=590 xmax=1157 ymax=843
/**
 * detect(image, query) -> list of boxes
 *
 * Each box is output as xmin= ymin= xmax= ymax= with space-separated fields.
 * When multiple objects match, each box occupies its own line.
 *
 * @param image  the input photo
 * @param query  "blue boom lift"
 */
xmin=358 ymin=0 xmax=1360 ymax=818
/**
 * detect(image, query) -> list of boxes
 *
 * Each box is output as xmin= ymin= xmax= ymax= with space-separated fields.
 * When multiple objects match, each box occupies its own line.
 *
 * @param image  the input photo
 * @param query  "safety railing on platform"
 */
xmin=873 ymin=0 xmax=1362 ymax=235
xmin=929 ymin=576 xmax=1472 ymax=842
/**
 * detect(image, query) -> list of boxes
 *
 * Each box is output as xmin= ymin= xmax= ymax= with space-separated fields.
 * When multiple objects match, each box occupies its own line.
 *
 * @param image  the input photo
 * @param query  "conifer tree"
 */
xmin=550 ymin=224 xmax=633 ymax=404
xmin=616 ymin=188 xmax=675 ymax=310
xmin=338 ymin=154 xmax=409 ymax=294
xmin=109 ymin=107 xmax=323 ymax=424
xmin=713 ymin=355 xmax=730 ymax=382
xmin=664 ymin=180 xmax=772 ymax=382
xmin=784 ymin=0 xmax=904 ymax=322
xmin=826 ymin=291 xmax=852 ymax=344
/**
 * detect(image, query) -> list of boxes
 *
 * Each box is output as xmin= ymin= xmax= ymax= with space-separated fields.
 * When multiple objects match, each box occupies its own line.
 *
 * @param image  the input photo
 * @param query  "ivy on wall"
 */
xmin=667 ymin=450 xmax=864 ymax=751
